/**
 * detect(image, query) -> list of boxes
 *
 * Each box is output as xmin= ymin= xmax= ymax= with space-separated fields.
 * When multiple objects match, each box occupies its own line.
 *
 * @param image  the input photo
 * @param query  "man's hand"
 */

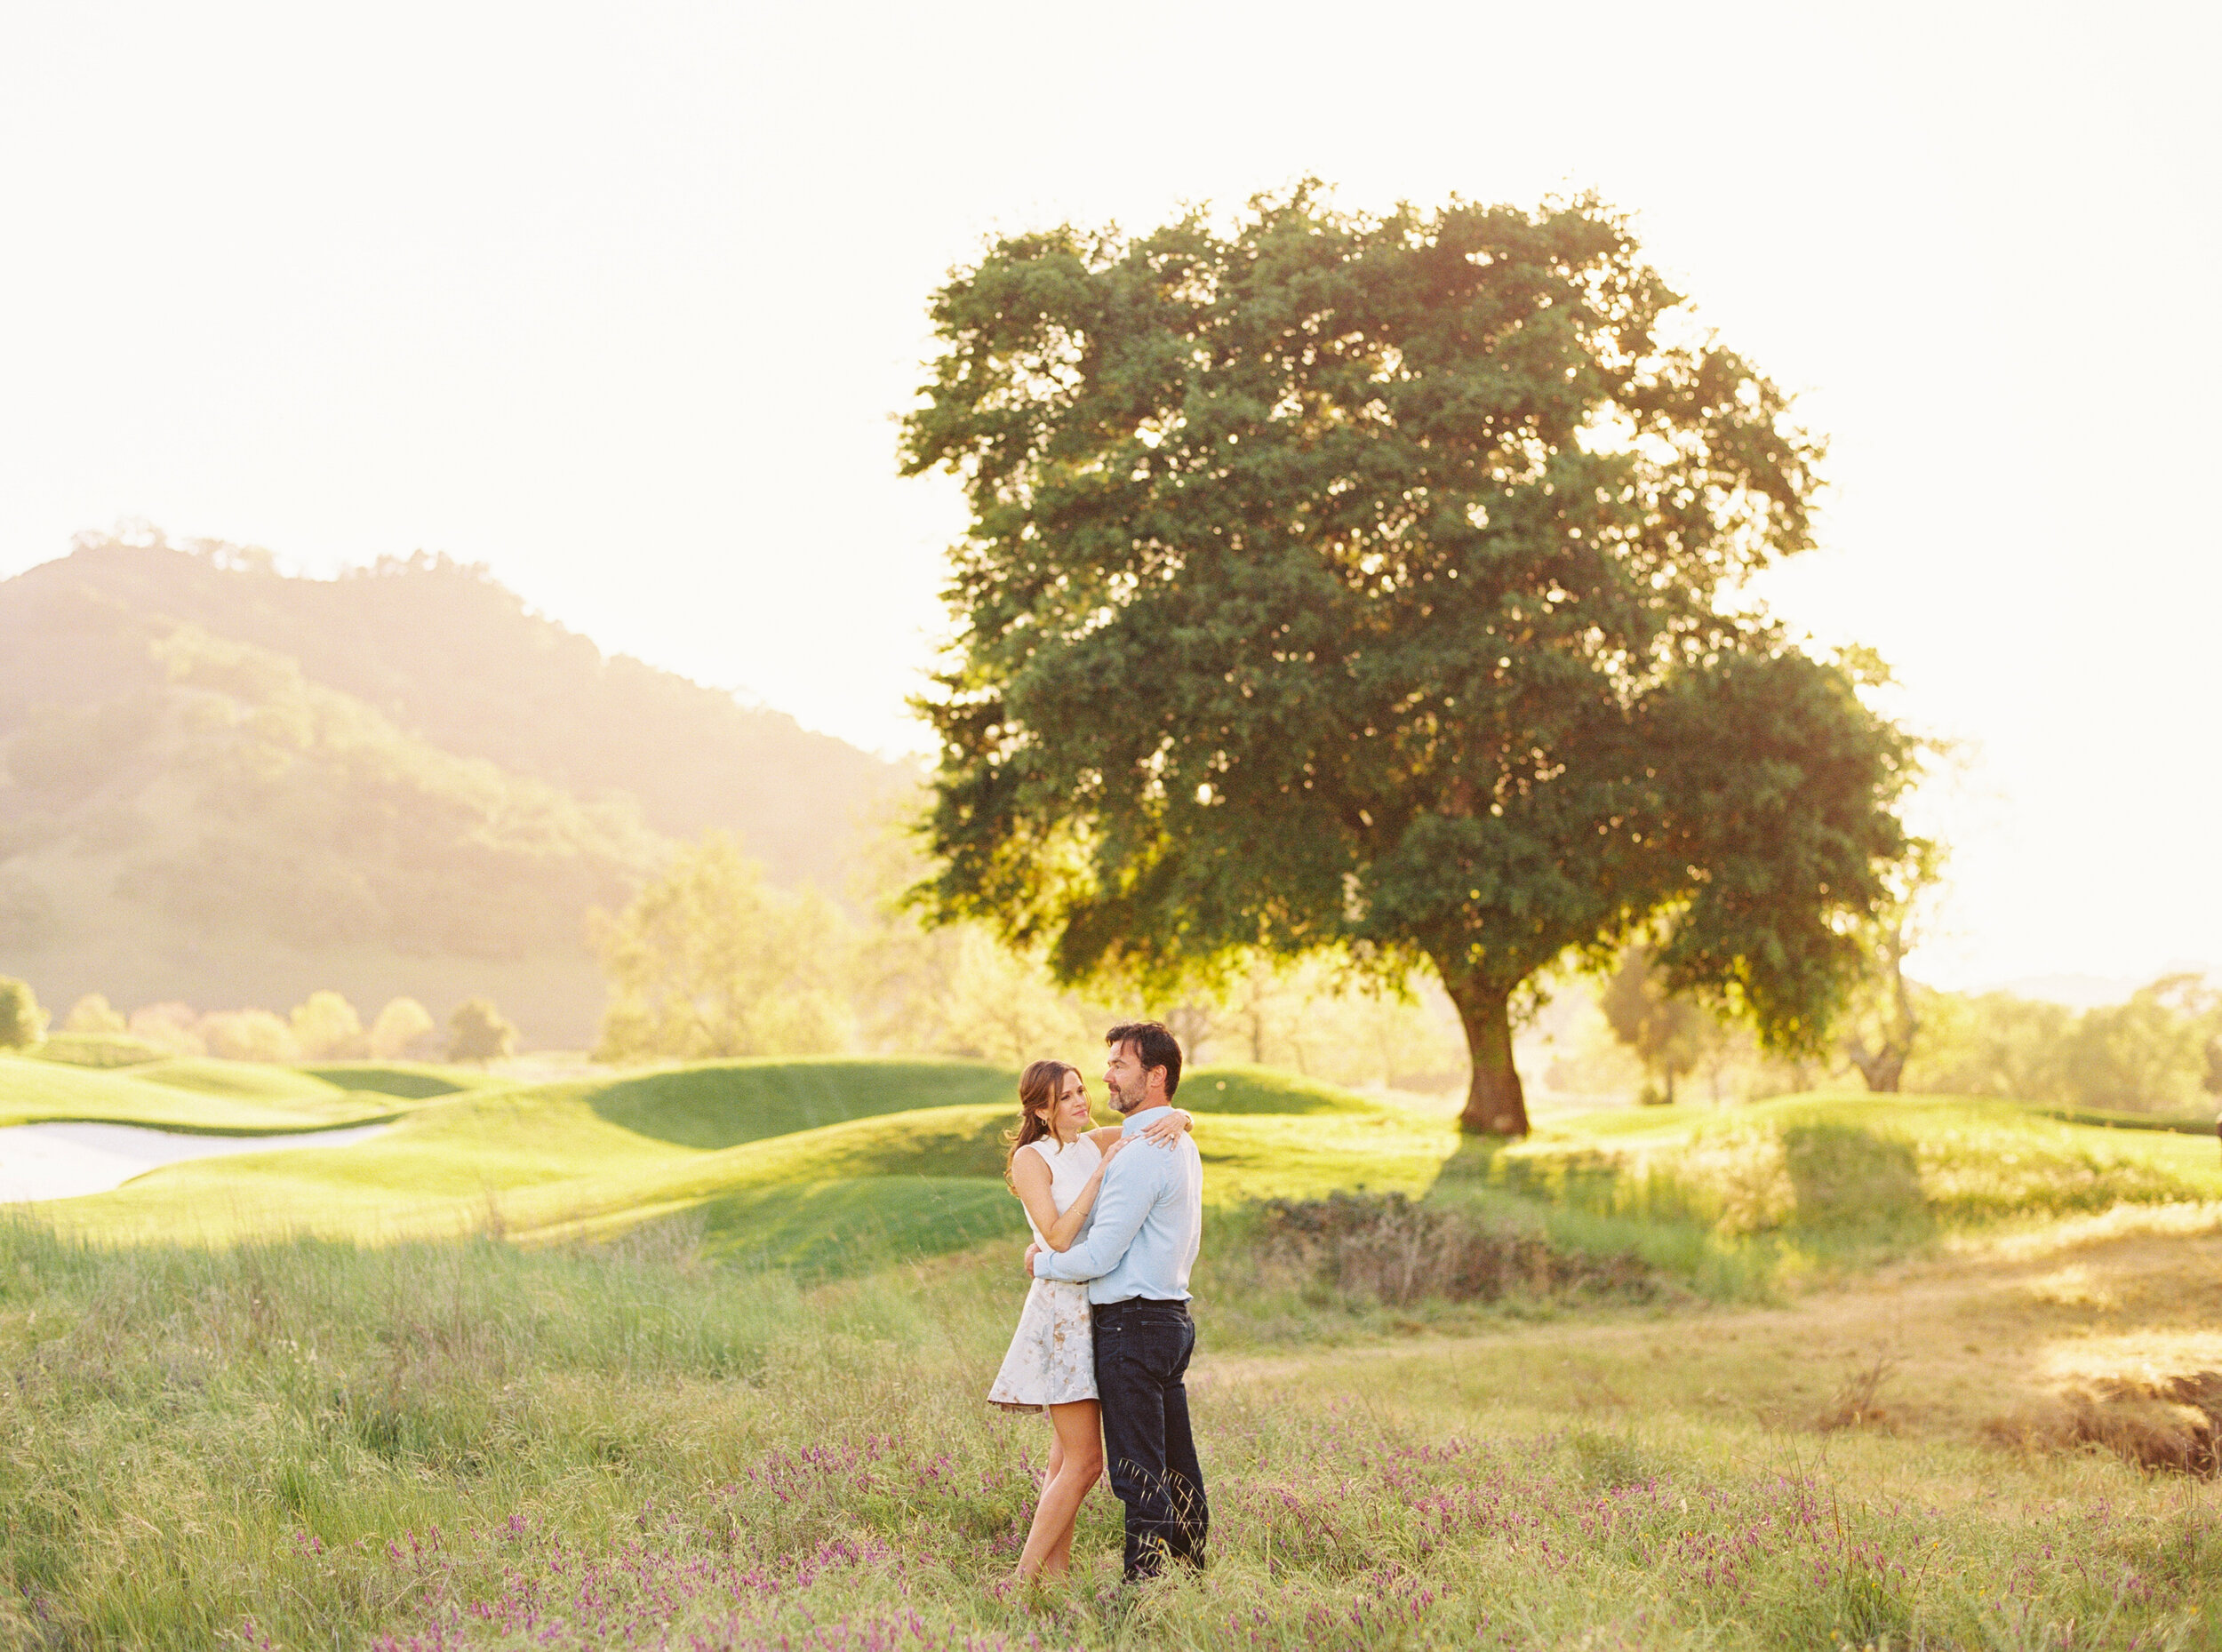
xmin=1022 ymin=1241 xmax=1040 ymax=1279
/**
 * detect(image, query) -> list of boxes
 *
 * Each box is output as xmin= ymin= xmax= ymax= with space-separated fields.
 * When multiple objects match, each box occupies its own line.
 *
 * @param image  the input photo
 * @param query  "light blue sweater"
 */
xmin=1032 ymin=1105 xmax=1203 ymax=1304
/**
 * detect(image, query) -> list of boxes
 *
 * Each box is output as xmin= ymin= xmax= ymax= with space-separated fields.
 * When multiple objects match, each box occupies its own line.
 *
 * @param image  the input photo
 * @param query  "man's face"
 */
xmin=1104 ymin=1041 xmax=1154 ymax=1113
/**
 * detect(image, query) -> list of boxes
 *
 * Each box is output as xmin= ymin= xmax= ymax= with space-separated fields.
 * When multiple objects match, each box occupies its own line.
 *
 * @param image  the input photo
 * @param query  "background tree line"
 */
xmin=0 ymin=978 xmax=518 ymax=1065
xmin=1578 ymin=946 xmax=2222 ymax=1119
xmin=16 ymin=820 xmax=2210 ymax=1122
xmin=589 ymin=826 xmax=1466 ymax=1089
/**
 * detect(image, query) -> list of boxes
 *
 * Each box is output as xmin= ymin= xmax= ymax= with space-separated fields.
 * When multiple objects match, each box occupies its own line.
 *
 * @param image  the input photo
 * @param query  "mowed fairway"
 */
xmin=19 ymin=1059 xmax=1457 ymax=1267
xmin=0 ymin=1055 xmax=479 ymax=1133
xmin=20 ymin=1057 xmax=1019 ymax=1251
xmin=19 ymin=1056 xmax=2222 ymax=1277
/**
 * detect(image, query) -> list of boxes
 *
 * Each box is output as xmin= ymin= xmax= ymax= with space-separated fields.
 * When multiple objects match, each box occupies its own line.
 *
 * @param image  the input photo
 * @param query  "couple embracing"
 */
xmin=987 ymin=1021 xmax=1209 ymax=1585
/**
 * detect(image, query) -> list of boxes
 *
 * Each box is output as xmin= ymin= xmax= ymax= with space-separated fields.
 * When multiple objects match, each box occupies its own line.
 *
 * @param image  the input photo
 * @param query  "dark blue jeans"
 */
xmin=1092 ymin=1297 xmax=1208 ymax=1580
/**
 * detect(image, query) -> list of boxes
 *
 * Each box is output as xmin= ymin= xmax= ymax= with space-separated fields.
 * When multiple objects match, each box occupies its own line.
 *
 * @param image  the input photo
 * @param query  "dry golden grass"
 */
xmin=1987 ymin=1374 xmax=2221 ymax=1478
xmin=1205 ymin=1214 xmax=2222 ymax=1486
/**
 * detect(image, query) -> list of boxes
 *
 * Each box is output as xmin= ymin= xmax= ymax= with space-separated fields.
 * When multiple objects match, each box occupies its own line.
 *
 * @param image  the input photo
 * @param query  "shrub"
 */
xmin=1988 ymin=1371 xmax=2222 ymax=1478
xmin=199 ymin=1009 xmax=300 ymax=1062
xmin=448 ymin=997 xmax=517 ymax=1063
xmin=289 ymin=990 xmax=366 ymax=1059
xmin=367 ymin=997 xmax=436 ymax=1059
xmin=127 ymin=1001 xmax=205 ymax=1056
xmin=594 ymin=831 xmax=855 ymax=1061
xmin=0 ymin=977 xmax=47 ymax=1049
xmin=1252 ymin=1192 xmax=1653 ymax=1305
xmin=61 ymin=993 xmax=128 ymax=1034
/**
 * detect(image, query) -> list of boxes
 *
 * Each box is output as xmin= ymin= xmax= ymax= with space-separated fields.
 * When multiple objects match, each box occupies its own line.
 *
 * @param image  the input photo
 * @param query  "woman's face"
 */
xmin=1055 ymin=1069 xmax=1091 ymax=1137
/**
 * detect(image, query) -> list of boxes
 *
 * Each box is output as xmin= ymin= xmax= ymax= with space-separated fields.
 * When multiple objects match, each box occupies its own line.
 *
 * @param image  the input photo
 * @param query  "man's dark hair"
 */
xmin=1106 ymin=1020 xmax=1182 ymax=1100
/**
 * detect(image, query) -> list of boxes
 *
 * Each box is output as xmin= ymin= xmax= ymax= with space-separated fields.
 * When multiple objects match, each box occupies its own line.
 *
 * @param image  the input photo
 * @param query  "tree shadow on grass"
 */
xmin=1430 ymin=1119 xmax=1930 ymax=1239
xmin=1418 ymin=1118 xmax=1937 ymax=1295
xmin=1780 ymin=1122 xmax=1932 ymax=1244
xmin=1427 ymin=1131 xmax=1627 ymax=1217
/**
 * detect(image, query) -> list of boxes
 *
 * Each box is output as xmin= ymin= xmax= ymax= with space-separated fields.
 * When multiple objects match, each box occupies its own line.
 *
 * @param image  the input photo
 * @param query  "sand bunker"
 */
xmin=0 ymin=1120 xmax=393 ymax=1203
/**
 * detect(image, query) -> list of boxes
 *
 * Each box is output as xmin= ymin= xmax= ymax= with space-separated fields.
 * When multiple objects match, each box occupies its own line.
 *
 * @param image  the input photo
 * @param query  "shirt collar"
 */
xmin=1122 ymin=1105 xmax=1172 ymax=1135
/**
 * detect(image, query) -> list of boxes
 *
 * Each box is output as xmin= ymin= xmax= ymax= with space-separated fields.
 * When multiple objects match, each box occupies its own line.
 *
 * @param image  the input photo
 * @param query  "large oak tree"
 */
xmin=900 ymin=188 xmax=1914 ymax=1134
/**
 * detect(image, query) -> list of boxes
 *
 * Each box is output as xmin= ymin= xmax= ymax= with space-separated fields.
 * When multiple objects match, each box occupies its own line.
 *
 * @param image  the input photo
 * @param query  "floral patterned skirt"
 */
xmin=987 ymin=1276 xmax=1096 ymax=1411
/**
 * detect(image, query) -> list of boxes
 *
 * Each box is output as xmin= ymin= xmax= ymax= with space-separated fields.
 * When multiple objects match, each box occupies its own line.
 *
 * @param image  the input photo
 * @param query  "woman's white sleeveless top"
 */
xmin=1022 ymin=1134 xmax=1103 ymax=1247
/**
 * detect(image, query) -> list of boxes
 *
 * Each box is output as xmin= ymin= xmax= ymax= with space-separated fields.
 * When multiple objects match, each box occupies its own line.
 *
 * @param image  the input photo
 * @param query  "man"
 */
xmin=1024 ymin=1020 xmax=1207 ymax=1581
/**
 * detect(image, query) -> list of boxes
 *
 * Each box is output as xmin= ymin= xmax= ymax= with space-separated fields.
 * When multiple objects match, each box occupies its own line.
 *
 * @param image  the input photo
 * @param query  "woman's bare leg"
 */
xmin=1016 ymin=1400 xmax=1102 ymax=1581
xmin=1037 ymin=1431 xmax=1067 ymax=1571
xmin=1044 ymin=1448 xmax=1087 ymax=1576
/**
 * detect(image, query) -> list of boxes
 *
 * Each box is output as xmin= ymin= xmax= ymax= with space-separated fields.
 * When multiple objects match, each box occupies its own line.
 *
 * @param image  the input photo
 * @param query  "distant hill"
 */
xmin=0 ymin=530 xmax=913 ymax=1044
xmin=1978 ymin=974 xmax=2144 ymax=1010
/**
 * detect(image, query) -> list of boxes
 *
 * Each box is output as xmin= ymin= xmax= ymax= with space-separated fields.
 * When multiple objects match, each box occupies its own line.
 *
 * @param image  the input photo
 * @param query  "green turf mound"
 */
xmin=490 ymin=1104 xmax=1020 ymax=1239
xmin=0 ymin=1055 xmax=403 ymax=1133
xmin=133 ymin=1059 xmax=350 ymax=1102
xmin=1178 ymin=1064 xmax=1385 ymax=1116
xmin=295 ymin=1064 xmax=492 ymax=1099
xmin=22 ymin=1052 xmax=1452 ymax=1252
xmin=696 ymin=1176 xmax=1019 ymax=1275
xmin=583 ymin=1057 xmax=1015 ymax=1149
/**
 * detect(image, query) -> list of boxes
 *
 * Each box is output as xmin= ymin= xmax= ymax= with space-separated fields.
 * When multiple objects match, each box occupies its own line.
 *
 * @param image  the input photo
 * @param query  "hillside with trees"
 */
xmin=0 ymin=529 xmax=911 ymax=1044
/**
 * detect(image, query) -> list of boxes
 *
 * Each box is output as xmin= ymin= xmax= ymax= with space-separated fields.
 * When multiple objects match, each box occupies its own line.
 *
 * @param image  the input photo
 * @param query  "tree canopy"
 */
xmin=592 ymin=832 xmax=855 ymax=1061
xmin=1599 ymin=945 xmax=1715 ymax=1105
xmin=447 ymin=997 xmax=519 ymax=1065
xmin=0 ymin=976 xmax=45 ymax=1050
xmin=901 ymin=187 xmax=1915 ymax=1133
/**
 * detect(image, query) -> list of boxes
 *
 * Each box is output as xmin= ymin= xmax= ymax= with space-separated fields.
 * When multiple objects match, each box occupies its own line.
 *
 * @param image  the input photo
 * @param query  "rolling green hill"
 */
xmin=1175 ymin=1063 xmax=1390 ymax=1115
xmin=2 ymin=530 xmax=907 ymax=879
xmin=20 ymin=1056 xmax=2221 ymax=1289
xmin=24 ymin=1057 xmax=1021 ymax=1247
xmin=0 ymin=1055 xmax=437 ymax=1132
xmin=20 ymin=1058 xmax=1419 ymax=1256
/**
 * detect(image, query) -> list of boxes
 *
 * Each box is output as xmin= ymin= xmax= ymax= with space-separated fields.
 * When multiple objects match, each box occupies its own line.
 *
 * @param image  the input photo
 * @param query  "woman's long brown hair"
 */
xmin=1003 ymin=1059 xmax=1076 ymax=1190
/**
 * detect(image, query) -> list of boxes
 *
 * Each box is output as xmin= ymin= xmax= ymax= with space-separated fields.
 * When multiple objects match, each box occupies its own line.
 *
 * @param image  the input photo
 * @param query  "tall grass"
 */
xmin=1416 ymin=1097 xmax=2222 ymax=1302
xmin=4 ymin=1219 xmax=2217 ymax=1650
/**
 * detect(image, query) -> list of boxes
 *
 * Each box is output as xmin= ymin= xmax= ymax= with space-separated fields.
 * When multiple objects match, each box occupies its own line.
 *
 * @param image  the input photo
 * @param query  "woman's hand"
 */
xmin=1139 ymin=1107 xmax=1194 ymax=1148
xmin=1099 ymin=1133 xmax=1131 ymax=1167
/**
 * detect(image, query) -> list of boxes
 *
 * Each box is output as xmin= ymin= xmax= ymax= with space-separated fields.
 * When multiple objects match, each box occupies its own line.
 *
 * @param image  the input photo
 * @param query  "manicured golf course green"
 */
xmin=12 ymin=1051 xmax=2219 ymax=1277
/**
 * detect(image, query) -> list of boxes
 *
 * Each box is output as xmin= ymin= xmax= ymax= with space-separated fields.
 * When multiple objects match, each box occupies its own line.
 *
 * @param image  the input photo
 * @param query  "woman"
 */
xmin=988 ymin=1058 xmax=1192 ymax=1580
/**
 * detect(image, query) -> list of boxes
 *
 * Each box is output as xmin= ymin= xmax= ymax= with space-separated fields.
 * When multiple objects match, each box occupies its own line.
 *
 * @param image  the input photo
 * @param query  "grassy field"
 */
xmin=4 ymin=1056 xmax=2221 ymax=1648
xmin=19 ymin=1059 xmax=1433 ymax=1259
xmin=27 ymin=1055 xmax=2218 ymax=1269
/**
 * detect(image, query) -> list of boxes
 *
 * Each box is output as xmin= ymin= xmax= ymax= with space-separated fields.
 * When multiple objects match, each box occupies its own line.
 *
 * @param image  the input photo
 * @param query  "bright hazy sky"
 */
xmin=2 ymin=2 xmax=2214 ymax=994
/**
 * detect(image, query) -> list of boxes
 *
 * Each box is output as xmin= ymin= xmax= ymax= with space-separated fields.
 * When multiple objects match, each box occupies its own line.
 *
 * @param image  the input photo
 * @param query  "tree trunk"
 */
xmin=1442 ymin=970 xmax=1531 ymax=1137
xmin=1842 ymin=920 xmax=1916 ymax=1092
xmin=1845 ymin=1038 xmax=1907 ymax=1093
